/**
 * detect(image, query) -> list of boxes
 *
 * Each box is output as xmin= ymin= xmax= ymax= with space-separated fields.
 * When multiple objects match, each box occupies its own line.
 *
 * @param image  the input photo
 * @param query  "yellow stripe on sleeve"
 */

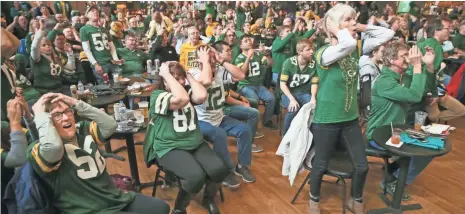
xmin=31 ymin=143 xmax=61 ymax=173
xmin=311 ymin=76 xmax=320 ymax=84
xmin=316 ymin=48 xmax=329 ymax=70
xmin=237 ymin=63 xmax=245 ymax=68
xmin=90 ymin=121 xmax=104 ymax=145
xmin=280 ymin=74 xmax=289 ymax=82
xmin=0 ymin=148 xmax=4 ymax=154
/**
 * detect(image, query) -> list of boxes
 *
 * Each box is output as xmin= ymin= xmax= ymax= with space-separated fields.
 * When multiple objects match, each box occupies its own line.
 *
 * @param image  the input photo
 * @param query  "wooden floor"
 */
xmin=106 ymin=111 xmax=465 ymax=214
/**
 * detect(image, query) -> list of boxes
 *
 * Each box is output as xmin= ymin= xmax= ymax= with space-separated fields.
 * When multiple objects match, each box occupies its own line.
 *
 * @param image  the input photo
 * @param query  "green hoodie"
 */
xmin=366 ymin=66 xmax=427 ymax=140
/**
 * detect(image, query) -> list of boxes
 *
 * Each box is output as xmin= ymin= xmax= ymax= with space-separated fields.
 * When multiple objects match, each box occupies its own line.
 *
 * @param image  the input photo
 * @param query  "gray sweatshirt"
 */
xmin=35 ymin=100 xmax=117 ymax=164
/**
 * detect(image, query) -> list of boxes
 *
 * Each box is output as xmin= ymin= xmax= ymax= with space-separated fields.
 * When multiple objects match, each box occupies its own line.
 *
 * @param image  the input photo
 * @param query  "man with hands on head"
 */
xmin=27 ymin=93 xmax=169 ymax=214
xmin=190 ymin=43 xmax=258 ymax=189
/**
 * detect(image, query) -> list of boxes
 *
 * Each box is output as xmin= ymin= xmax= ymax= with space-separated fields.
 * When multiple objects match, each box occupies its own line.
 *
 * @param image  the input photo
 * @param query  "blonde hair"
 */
xmin=296 ymin=39 xmax=313 ymax=53
xmin=323 ymin=4 xmax=356 ymax=36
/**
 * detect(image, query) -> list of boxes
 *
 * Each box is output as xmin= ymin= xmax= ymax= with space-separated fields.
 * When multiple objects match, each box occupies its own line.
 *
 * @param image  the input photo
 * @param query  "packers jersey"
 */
xmin=190 ymin=66 xmax=234 ymax=126
xmin=144 ymin=89 xmax=203 ymax=161
xmin=80 ymin=25 xmax=113 ymax=65
xmin=31 ymin=55 xmax=63 ymax=94
xmin=235 ymin=53 xmax=267 ymax=88
xmin=280 ymin=56 xmax=318 ymax=94
xmin=28 ymin=121 xmax=135 ymax=214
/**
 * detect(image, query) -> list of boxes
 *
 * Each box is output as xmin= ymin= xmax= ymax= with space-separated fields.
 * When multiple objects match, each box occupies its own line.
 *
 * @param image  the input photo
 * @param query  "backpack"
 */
xmin=2 ymin=162 xmax=59 ymax=214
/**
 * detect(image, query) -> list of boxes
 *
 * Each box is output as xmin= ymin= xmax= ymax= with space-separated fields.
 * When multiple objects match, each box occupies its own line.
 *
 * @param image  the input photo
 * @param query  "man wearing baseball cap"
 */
xmin=80 ymin=5 xmax=123 ymax=83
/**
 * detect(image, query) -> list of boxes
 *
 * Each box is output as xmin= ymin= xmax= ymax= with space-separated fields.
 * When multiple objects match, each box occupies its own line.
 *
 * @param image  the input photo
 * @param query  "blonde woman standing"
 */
xmin=310 ymin=4 xmax=368 ymax=214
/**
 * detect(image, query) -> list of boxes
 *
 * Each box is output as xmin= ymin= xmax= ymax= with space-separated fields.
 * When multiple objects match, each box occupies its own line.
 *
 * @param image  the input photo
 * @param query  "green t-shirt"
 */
xmin=144 ymin=89 xmax=203 ymax=160
xmin=313 ymin=45 xmax=359 ymax=124
xmin=280 ymin=56 xmax=318 ymax=94
xmin=79 ymin=25 xmax=113 ymax=65
xmin=366 ymin=66 xmax=427 ymax=140
xmin=28 ymin=121 xmax=135 ymax=214
xmin=234 ymin=53 xmax=267 ymax=87
xmin=31 ymin=55 xmax=63 ymax=94
xmin=117 ymin=47 xmax=148 ymax=77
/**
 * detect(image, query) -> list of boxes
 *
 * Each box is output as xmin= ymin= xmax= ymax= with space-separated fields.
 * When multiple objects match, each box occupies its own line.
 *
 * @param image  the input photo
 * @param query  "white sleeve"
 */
xmin=109 ymin=41 xmax=119 ymax=61
xmin=190 ymin=68 xmax=201 ymax=80
xmin=63 ymin=52 xmax=76 ymax=70
xmin=362 ymin=25 xmax=395 ymax=55
xmin=82 ymin=41 xmax=98 ymax=65
xmin=320 ymin=29 xmax=357 ymax=66
xmin=220 ymin=67 xmax=233 ymax=84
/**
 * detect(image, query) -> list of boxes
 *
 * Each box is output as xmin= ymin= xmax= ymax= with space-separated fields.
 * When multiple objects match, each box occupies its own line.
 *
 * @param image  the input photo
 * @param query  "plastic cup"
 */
xmin=138 ymin=101 xmax=149 ymax=118
xmin=113 ymin=73 xmax=120 ymax=83
xmin=391 ymin=128 xmax=402 ymax=145
xmin=414 ymin=111 xmax=428 ymax=131
xmin=135 ymin=109 xmax=145 ymax=123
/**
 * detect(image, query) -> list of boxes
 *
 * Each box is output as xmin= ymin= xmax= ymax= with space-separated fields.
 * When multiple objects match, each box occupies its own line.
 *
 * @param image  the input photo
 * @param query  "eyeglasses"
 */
xmin=51 ymin=108 xmax=74 ymax=121
xmin=226 ymin=34 xmax=235 ymax=37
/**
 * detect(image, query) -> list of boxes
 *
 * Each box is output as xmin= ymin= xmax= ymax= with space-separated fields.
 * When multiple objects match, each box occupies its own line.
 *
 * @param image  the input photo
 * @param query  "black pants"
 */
xmin=158 ymin=143 xmax=229 ymax=194
xmin=309 ymin=119 xmax=369 ymax=200
xmin=115 ymin=193 xmax=170 ymax=214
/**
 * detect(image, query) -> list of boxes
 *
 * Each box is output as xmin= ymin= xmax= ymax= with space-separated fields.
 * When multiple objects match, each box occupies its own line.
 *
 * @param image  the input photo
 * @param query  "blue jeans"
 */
xmin=199 ymin=116 xmax=253 ymax=171
xmin=224 ymin=105 xmax=260 ymax=138
xmin=239 ymin=85 xmax=276 ymax=124
xmin=369 ymin=141 xmax=434 ymax=185
xmin=272 ymin=73 xmax=279 ymax=84
xmin=444 ymin=74 xmax=452 ymax=87
xmin=281 ymin=93 xmax=312 ymax=136
xmin=92 ymin=63 xmax=117 ymax=84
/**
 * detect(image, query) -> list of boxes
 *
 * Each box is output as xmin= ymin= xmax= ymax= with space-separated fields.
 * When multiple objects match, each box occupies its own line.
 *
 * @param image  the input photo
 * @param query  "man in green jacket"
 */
xmin=367 ymin=42 xmax=435 ymax=201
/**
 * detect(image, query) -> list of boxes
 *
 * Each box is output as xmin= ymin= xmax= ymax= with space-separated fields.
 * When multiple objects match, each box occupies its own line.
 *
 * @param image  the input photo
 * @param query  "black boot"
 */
xmin=202 ymin=180 xmax=220 ymax=214
xmin=171 ymin=188 xmax=193 ymax=214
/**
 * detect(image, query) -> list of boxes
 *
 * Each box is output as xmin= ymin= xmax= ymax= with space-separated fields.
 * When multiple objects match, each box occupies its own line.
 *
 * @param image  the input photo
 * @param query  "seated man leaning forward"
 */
xmin=28 ymin=93 xmax=170 ymax=214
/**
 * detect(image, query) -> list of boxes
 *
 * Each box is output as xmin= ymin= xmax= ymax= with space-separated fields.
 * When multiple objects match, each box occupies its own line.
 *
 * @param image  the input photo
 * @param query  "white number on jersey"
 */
xmin=50 ymin=63 xmax=62 ymax=76
xmin=248 ymin=62 xmax=260 ymax=77
xmin=65 ymin=135 xmax=106 ymax=179
xmin=290 ymin=74 xmax=310 ymax=88
xmin=173 ymin=103 xmax=197 ymax=132
xmin=91 ymin=33 xmax=110 ymax=51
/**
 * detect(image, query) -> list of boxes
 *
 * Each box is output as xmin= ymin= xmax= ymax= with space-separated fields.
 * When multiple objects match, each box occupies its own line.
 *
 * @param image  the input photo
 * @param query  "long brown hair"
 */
xmin=40 ymin=37 xmax=64 ymax=68
xmin=159 ymin=62 xmax=187 ymax=91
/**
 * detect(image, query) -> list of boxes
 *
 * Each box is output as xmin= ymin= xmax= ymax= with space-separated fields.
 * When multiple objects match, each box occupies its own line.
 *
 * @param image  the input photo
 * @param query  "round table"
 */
xmin=141 ymin=73 xmax=161 ymax=81
xmin=89 ymin=94 xmax=126 ymax=108
xmin=368 ymin=124 xmax=452 ymax=214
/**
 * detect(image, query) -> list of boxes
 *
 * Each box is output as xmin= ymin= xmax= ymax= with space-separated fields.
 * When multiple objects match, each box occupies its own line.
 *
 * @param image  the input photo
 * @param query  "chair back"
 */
xmin=359 ymin=73 xmax=372 ymax=109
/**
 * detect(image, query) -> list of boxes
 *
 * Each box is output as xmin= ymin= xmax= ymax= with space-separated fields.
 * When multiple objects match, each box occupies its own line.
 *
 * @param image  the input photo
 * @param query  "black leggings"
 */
xmin=158 ymin=143 xmax=229 ymax=194
xmin=309 ymin=119 xmax=368 ymax=200
xmin=115 ymin=193 xmax=170 ymax=214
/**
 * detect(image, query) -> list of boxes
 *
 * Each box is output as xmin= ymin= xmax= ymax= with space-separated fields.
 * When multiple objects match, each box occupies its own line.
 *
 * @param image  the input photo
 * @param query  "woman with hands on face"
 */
xmin=310 ymin=4 xmax=369 ymax=214
xmin=145 ymin=61 xmax=229 ymax=214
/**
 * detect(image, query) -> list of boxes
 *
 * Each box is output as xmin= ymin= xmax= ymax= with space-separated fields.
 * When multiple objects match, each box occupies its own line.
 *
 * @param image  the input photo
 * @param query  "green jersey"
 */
xmin=280 ymin=56 xmax=318 ymax=94
xmin=144 ymin=89 xmax=203 ymax=161
xmin=31 ymin=55 xmax=63 ymax=94
xmin=117 ymin=47 xmax=149 ymax=77
xmin=28 ymin=121 xmax=135 ymax=214
xmin=235 ymin=53 xmax=267 ymax=88
xmin=313 ymin=45 xmax=359 ymax=124
xmin=80 ymin=25 xmax=113 ymax=65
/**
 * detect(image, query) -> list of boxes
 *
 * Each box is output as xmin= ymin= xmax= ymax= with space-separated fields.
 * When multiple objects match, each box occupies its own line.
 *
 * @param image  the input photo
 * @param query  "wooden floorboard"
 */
xmin=106 ymin=111 xmax=465 ymax=214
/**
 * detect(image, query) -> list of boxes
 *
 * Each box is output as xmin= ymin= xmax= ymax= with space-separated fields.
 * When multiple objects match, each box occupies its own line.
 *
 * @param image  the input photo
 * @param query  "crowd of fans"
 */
xmin=1 ymin=1 xmax=465 ymax=214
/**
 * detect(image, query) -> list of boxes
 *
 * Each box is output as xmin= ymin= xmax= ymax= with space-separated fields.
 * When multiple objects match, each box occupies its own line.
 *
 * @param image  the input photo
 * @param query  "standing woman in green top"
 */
xmin=30 ymin=18 xmax=65 ymax=94
xmin=309 ymin=4 xmax=368 ymax=214
xmin=144 ymin=62 xmax=229 ymax=214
